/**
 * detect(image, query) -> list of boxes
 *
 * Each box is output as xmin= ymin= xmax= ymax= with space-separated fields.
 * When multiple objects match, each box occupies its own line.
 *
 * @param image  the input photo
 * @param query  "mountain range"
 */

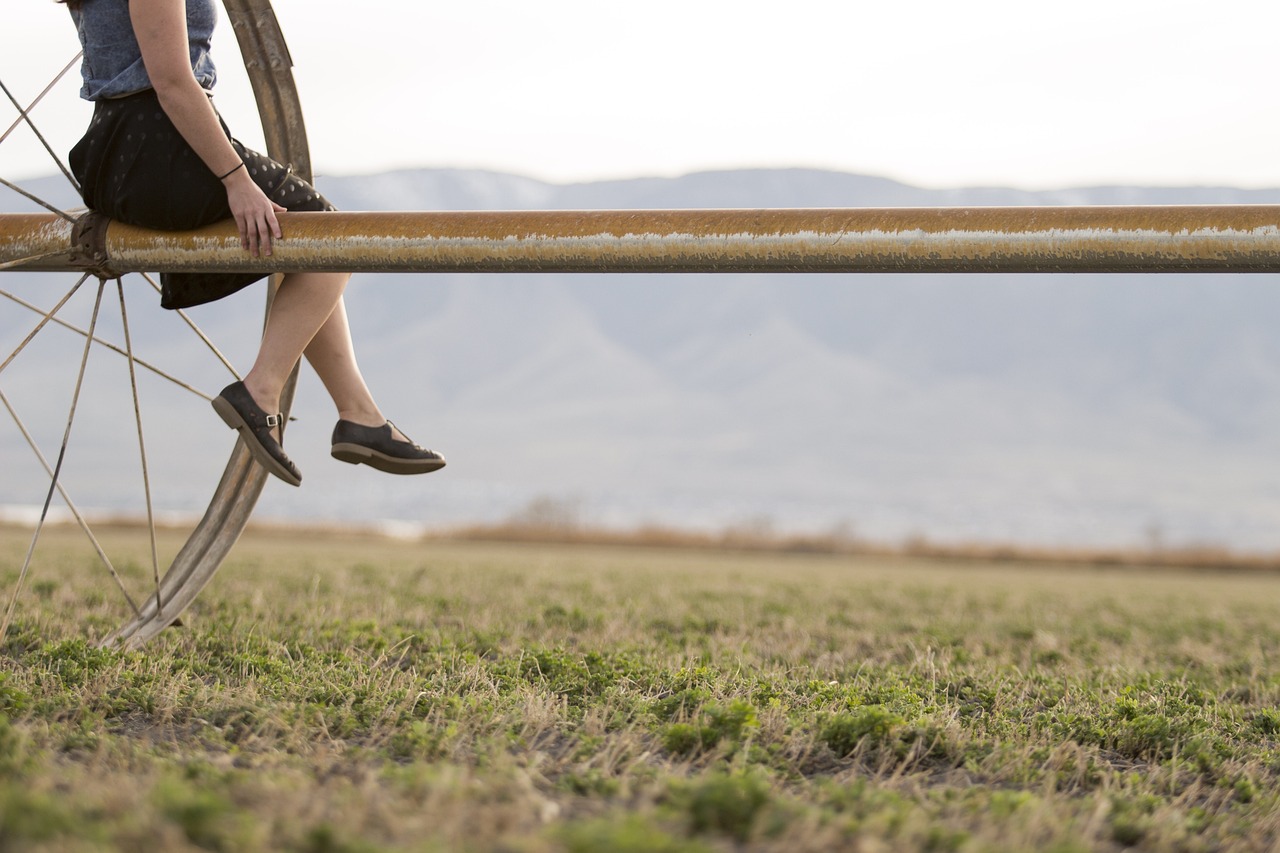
xmin=3 ymin=167 xmax=1280 ymax=550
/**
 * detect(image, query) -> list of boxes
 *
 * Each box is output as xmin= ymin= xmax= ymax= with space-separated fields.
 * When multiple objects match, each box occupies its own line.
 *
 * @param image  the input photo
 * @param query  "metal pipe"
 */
xmin=4 ymin=206 xmax=1280 ymax=275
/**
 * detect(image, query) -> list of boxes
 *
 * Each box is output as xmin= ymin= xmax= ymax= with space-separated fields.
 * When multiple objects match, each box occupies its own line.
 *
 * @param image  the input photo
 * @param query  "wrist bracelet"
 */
xmin=217 ymin=161 xmax=246 ymax=181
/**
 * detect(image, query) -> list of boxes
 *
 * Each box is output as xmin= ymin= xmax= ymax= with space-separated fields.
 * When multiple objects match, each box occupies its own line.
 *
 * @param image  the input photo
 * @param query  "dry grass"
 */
xmin=2 ymin=526 xmax=1280 ymax=851
xmin=448 ymin=518 xmax=1280 ymax=574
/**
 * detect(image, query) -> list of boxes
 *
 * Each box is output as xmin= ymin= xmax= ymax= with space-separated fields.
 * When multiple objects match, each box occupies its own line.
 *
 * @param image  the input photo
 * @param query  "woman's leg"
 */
xmin=228 ymin=270 xmax=439 ymax=477
xmin=241 ymin=271 xmax=402 ymax=436
xmin=241 ymin=271 xmax=350 ymax=417
xmin=300 ymin=295 xmax=390 ymax=428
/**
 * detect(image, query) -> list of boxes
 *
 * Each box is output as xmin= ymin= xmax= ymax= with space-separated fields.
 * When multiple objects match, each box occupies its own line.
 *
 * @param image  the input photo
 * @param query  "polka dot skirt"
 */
xmin=70 ymin=88 xmax=336 ymax=310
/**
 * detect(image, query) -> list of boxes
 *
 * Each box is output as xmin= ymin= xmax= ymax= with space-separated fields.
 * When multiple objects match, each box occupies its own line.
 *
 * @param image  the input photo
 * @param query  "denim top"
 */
xmin=71 ymin=0 xmax=218 ymax=100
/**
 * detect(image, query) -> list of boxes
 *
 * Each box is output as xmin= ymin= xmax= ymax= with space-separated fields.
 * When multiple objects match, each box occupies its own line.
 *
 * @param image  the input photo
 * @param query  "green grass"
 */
xmin=2 ymin=526 xmax=1280 ymax=851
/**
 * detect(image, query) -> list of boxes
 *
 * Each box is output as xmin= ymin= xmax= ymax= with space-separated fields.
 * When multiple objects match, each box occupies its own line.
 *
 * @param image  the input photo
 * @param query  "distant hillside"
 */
xmin=4 ymin=168 xmax=1280 ymax=550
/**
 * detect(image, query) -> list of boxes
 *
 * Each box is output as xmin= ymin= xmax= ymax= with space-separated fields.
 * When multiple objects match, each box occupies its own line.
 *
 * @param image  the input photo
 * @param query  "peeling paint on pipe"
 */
xmin=4 ymin=207 xmax=1280 ymax=274
xmin=0 ymin=215 xmax=78 ymax=271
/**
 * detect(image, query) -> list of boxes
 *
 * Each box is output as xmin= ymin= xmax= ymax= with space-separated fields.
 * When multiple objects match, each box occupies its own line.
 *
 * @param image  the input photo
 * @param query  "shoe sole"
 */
xmin=212 ymin=395 xmax=302 ymax=487
xmin=331 ymin=442 xmax=447 ymax=475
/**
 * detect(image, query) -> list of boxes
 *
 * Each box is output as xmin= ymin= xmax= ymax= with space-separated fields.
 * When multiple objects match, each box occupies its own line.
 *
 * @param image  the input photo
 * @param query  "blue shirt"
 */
xmin=71 ymin=0 xmax=218 ymax=100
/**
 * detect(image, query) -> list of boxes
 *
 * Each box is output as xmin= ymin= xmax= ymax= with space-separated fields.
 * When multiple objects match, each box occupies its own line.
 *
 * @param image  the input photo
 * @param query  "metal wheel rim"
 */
xmin=0 ymin=0 xmax=309 ymax=647
xmin=102 ymin=0 xmax=311 ymax=647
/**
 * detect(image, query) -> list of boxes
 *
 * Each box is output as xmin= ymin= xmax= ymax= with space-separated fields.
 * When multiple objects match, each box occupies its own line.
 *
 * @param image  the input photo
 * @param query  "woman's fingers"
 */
xmin=254 ymin=211 xmax=274 ymax=256
xmin=271 ymin=201 xmax=286 ymax=240
xmin=237 ymin=211 xmax=257 ymax=255
xmin=234 ymin=211 xmax=250 ymax=252
xmin=225 ymin=174 xmax=285 ymax=256
xmin=234 ymin=203 xmax=282 ymax=256
xmin=267 ymin=205 xmax=282 ymax=243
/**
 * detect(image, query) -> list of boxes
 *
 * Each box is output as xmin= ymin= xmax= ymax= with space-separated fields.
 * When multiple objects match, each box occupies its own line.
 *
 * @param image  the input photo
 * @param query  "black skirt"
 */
xmin=69 ymin=89 xmax=335 ymax=310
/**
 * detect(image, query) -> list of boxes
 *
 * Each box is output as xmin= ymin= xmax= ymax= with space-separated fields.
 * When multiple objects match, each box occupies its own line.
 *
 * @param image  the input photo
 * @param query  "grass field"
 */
xmin=2 ymin=526 xmax=1280 ymax=851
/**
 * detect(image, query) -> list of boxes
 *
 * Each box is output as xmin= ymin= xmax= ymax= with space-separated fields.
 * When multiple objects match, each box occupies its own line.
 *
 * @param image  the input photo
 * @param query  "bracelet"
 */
xmin=217 ymin=161 xmax=246 ymax=181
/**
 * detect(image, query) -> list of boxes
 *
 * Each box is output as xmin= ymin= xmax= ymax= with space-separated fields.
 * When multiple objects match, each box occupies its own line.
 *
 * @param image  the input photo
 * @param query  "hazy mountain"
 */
xmin=3 ymin=168 xmax=1280 ymax=550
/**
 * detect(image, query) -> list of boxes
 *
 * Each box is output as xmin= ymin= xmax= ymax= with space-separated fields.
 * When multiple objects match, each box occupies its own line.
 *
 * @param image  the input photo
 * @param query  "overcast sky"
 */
xmin=6 ymin=0 xmax=1280 ymax=190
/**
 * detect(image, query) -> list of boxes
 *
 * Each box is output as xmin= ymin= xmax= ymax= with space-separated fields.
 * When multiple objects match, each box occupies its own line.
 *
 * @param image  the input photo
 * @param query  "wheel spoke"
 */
xmin=0 ymin=59 xmax=84 ymax=194
xmin=0 ymin=389 xmax=143 ymax=619
xmin=140 ymin=272 xmax=243 ymax=382
xmin=1 ymin=280 xmax=106 ymax=641
xmin=0 ymin=284 xmax=216 ymax=401
xmin=0 ymin=54 xmax=81 ymax=146
xmin=0 ymin=175 xmax=78 ymax=221
xmin=2 ymin=0 xmax=309 ymax=645
xmin=0 ymin=250 xmax=69 ymax=272
xmin=0 ymin=275 xmax=87 ymax=376
xmin=116 ymin=280 xmax=163 ymax=615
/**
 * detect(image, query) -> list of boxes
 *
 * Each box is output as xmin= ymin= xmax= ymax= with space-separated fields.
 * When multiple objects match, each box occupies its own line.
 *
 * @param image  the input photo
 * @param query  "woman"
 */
xmin=61 ymin=0 xmax=444 ymax=486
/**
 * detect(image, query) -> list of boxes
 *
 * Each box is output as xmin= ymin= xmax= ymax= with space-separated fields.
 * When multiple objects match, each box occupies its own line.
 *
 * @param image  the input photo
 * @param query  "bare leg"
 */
xmin=240 ymin=271 xmax=410 ymax=441
xmin=302 ymin=298 xmax=415 ymax=441
xmin=301 ymin=296 xmax=387 ymax=427
xmin=223 ymin=271 xmax=435 ymax=481
xmin=241 ymin=271 xmax=349 ymax=417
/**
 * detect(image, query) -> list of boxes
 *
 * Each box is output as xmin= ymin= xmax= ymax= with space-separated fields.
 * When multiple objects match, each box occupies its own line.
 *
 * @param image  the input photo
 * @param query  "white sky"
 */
xmin=5 ymin=0 xmax=1280 ymax=189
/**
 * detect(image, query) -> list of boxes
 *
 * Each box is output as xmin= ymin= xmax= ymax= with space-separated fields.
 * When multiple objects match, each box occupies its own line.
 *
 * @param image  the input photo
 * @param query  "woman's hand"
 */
xmin=222 ymin=168 xmax=285 ymax=256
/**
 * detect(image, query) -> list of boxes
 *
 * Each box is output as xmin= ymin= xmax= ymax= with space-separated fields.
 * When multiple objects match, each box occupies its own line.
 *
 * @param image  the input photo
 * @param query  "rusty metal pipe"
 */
xmin=3 ymin=206 xmax=1280 ymax=275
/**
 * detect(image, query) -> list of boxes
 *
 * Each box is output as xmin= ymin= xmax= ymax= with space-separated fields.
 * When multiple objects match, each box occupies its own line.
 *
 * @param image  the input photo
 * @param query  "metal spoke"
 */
xmin=0 ymin=66 xmax=82 ymax=193
xmin=116 ymin=280 xmax=162 ymax=615
xmin=0 ymin=250 xmax=66 ymax=272
xmin=0 ymin=274 xmax=87 ymax=376
xmin=0 ymin=0 xmax=313 ymax=645
xmin=0 ymin=54 xmax=81 ymax=146
xmin=0 ymin=176 xmax=77 ymax=221
xmin=140 ymin=272 xmax=242 ymax=381
xmin=0 ymin=389 xmax=142 ymax=619
xmin=0 ymin=285 xmax=214 ymax=401
xmin=1 ymin=281 xmax=105 ymax=641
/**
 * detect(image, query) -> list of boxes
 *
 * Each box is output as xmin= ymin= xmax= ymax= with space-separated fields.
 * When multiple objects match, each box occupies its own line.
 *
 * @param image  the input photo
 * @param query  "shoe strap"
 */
xmin=385 ymin=420 xmax=423 ymax=450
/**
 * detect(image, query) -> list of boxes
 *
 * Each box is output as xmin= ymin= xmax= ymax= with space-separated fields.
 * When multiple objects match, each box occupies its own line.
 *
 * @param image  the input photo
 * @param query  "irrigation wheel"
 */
xmin=0 ymin=0 xmax=310 ymax=647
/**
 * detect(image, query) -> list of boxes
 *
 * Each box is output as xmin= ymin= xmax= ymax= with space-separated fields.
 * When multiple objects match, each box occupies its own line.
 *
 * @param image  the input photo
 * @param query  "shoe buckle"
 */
xmin=265 ymin=413 xmax=282 ymax=428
